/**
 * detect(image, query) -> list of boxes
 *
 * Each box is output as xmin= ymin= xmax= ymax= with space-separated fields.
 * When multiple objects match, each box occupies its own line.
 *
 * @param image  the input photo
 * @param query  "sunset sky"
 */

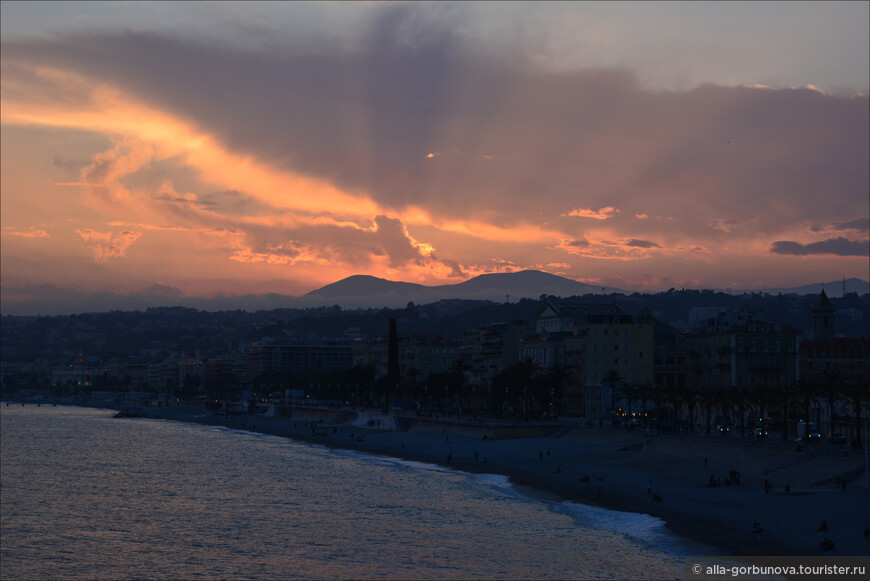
xmin=2 ymin=1 xmax=868 ymax=314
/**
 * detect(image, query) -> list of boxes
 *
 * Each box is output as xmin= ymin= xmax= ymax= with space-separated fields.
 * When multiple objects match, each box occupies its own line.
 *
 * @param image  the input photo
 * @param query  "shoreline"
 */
xmin=5 ymin=398 xmax=870 ymax=558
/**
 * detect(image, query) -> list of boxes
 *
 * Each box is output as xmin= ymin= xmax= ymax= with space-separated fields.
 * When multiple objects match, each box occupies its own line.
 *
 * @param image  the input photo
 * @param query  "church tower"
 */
xmin=811 ymin=289 xmax=835 ymax=342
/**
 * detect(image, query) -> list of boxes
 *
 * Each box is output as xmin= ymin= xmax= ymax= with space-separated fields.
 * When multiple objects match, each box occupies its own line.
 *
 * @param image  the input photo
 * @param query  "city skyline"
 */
xmin=2 ymin=1 xmax=868 ymax=315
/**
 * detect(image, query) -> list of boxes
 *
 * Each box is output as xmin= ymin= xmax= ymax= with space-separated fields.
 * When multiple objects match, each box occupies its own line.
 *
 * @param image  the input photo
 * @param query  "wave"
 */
xmin=327 ymin=445 xmax=692 ymax=554
xmin=552 ymin=501 xmax=689 ymax=554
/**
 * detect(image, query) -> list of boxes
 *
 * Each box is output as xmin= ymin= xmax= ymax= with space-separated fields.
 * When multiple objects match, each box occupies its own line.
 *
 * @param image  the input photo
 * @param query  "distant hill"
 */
xmin=2 ymin=272 xmax=867 ymax=315
xmin=736 ymin=278 xmax=869 ymax=298
xmin=303 ymin=270 xmax=623 ymax=307
xmin=303 ymin=275 xmax=432 ymax=303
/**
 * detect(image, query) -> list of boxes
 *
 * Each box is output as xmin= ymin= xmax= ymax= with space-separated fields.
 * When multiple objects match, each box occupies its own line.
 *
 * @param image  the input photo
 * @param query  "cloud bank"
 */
xmin=770 ymin=237 xmax=870 ymax=257
xmin=1 ymin=5 xmax=868 ymax=311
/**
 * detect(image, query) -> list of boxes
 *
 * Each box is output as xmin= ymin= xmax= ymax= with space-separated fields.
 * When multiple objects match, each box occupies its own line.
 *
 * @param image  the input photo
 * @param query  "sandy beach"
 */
xmin=107 ymin=403 xmax=869 ymax=559
xmin=8 ymin=399 xmax=868 ymax=559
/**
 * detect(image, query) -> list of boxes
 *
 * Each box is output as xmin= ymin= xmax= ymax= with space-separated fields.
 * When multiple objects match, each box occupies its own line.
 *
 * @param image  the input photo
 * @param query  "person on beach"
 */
xmin=819 ymin=538 xmax=834 ymax=551
xmin=752 ymin=522 xmax=764 ymax=543
xmin=647 ymin=480 xmax=651 ymax=495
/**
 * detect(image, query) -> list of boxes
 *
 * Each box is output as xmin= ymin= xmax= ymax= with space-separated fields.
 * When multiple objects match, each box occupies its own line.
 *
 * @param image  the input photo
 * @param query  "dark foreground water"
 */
xmin=1 ymin=404 xmax=687 ymax=579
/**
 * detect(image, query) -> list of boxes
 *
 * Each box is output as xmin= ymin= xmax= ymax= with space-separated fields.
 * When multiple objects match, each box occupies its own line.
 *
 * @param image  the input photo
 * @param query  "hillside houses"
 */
xmin=1 ymin=292 xmax=867 ymax=442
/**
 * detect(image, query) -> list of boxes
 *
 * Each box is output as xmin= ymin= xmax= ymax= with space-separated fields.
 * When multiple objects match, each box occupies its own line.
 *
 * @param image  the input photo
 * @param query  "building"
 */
xmin=358 ymin=333 xmax=460 ymax=384
xmin=798 ymin=290 xmax=870 ymax=441
xmin=245 ymin=341 xmax=353 ymax=382
xmin=527 ymin=301 xmax=655 ymax=418
xmin=461 ymin=321 xmax=533 ymax=391
xmin=653 ymin=320 xmax=689 ymax=392
xmin=684 ymin=311 xmax=800 ymax=433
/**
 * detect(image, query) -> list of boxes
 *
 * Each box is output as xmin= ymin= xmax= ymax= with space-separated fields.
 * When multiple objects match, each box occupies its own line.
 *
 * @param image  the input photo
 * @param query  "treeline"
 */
xmin=2 ymin=291 xmax=868 ymax=363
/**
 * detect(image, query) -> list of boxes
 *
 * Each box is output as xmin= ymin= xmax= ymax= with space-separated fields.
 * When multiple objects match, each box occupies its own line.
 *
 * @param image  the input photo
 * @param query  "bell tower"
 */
xmin=811 ymin=289 xmax=835 ymax=342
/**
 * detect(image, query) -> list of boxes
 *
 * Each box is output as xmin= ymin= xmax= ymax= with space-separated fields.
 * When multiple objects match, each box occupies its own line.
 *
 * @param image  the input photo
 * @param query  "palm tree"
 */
xmin=602 ymin=369 xmax=624 ymax=416
xmin=205 ymin=372 xmax=240 ymax=411
xmin=774 ymin=382 xmax=798 ymax=441
xmin=547 ymin=363 xmax=569 ymax=414
xmin=514 ymin=357 xmax=542 ymax=419
xmin=731 ymin=384 xmax=752 ymax=437
xmin=698 ymin=383 xmax=717 ymax=433
xmin=841 ymin=381 xmax=869 ymax=448
xmin=794 ymin=379 xmax=818 ymax=435
xmin=181 ymin=374 xmax=202 ymax=401
xmin=651 ymin=381 xmax=670 ymax=427
xmin=713 ymin=386 xmax=734 ymax=429
xmin=635 ymin=381 xmax=653 ymax=425
xmin=620 ymin=383 xmax=640 ymax=421
xmin=748 ymin=383 xmax=776 ymax=440
xmin=817 ymin=371 xmax=846 ymax=438
xmin=673 ymin=383 xmax=701 ymax=433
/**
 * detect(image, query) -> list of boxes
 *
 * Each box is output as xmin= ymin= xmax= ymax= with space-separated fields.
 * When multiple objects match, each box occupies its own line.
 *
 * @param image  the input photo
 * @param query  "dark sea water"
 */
xmin=1 ymin=405 xmax=687 ymax=580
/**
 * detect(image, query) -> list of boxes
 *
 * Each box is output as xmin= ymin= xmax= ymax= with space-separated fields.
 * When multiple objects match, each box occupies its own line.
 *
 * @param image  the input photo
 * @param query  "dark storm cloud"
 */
xmin=810 ymin=217 xmax=870 ymax=234
xmin=770 ymin=237 xmax=870 ymax=256
xmin=835 ymin=218 xmax=870 ymax=232
xmin=625 ymin=239 xmax=661 ymax=249
xmin=2 ymin=7 xmax=867 ymax=240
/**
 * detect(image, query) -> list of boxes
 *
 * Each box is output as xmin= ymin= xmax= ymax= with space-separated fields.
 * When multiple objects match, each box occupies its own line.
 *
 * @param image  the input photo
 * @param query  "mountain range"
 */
xmin=304 ymin=270 xmax=624 ymax=307
xmin=1 ymin=271 xmax=868 ymax=315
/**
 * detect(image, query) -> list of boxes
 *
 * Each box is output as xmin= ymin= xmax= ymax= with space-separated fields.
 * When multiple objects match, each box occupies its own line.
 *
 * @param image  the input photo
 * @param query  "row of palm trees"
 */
xmin=200 ymin=358 xmax=866 ymax=444
xmin=602 ymin=369 xmax=869 ymax=444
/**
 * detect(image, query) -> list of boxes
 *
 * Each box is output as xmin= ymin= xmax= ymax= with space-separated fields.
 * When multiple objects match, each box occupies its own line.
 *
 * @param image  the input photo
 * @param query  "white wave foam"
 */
xmin=554 ymin=501 xmax=692 ymax=555
xmin=323 ymin=445 xmax=689 ymax=554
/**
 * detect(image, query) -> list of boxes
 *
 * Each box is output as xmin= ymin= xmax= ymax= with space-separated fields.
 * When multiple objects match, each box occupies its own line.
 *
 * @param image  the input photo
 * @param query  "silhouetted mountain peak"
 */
xmin=302 ymin=270 xmax=622 ymax=308
xmin=304 ymin=275 xmax=427 ymax=300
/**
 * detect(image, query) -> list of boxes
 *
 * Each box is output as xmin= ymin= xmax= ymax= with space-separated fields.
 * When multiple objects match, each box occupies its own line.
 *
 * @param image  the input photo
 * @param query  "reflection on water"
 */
xmin=1 ymin=405 xmax=684 ymax=579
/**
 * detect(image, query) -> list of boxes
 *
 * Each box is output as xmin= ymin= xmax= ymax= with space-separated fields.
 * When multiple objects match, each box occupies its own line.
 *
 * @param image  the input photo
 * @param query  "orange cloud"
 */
xmin=556 ymin=236 xmax=653 ymax=261
xmin=4 ymin=226 xmax=50 ymax=238
xmin=76 ymin=228 xmax=143 ymax=262
xmin=1 ymin=63 xmax=618 ymax=274
xmin=2 ymin=65 xmax=380 ymax=221
xmin=56 ymin=182 xmax=109 ymax=187
xmin=564 ymin=206 xmax=621 ymax=220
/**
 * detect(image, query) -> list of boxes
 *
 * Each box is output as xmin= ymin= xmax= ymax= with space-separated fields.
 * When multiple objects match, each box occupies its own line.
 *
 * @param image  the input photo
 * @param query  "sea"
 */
xmin=1 ymin=404 xmax=691 ymax=580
